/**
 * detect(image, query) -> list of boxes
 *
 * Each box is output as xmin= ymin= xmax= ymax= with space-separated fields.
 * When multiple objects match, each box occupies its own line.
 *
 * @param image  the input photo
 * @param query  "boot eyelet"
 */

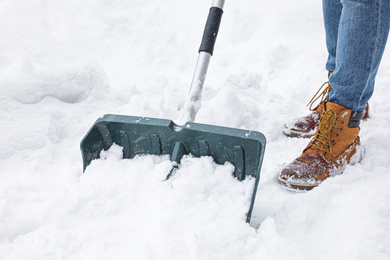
xmin=324 ymin=151 xmax=327 ymax=155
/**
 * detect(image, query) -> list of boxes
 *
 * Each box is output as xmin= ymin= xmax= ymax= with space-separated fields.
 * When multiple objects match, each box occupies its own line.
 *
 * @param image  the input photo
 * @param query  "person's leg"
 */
xmin=328 ymin=0 xmax=390 ymax=112
xmin=323 ymin=0 xmax=343 ymax=73
xmin=283 ymin=0 xmax=388 ymax=138
xmin=279 ymin=0 xmax=390 ymax=190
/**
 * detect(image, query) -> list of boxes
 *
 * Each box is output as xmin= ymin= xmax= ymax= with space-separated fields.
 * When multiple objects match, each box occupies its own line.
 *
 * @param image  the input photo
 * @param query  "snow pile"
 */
xmin=1 ymin=0 xmax=390 ymax=259
xmin=0 ymin=57 xmax=109 ymax=104
xmin=1 ymin=145 xmax=257 ymax=259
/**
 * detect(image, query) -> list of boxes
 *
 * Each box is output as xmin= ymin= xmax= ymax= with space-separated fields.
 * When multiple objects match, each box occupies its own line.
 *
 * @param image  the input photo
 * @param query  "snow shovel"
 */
xmin=80 ymin=0 xmax=266 ymax=223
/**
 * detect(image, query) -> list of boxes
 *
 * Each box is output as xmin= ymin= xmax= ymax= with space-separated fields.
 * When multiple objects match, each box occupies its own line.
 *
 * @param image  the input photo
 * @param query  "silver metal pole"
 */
xmin=181 ymin=52 xmax=211 ymax=123
xmin=212 ymin=0 xmax=225 ymax=9
xmin=180 ymin=0 xmax=225 ymax=124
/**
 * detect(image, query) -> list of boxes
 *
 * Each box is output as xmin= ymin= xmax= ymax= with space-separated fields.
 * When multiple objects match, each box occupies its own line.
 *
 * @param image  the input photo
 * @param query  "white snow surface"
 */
xmin=1 ymin=0 xmax=390 ymax=259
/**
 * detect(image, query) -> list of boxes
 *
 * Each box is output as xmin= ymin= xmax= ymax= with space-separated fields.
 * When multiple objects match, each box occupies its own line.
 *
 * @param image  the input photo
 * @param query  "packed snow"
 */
xmin=1 ymin=0 xmax=390 ymax=259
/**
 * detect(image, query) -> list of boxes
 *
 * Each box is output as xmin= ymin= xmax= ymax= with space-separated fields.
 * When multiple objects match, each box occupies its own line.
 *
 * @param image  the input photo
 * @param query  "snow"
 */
xmin=1 ymin=0 xmax=390 ymax=259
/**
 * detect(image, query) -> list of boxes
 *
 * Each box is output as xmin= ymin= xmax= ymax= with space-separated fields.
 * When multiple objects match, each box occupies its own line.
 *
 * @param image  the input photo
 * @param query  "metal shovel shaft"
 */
xmin=181 ymin=0 xmax=225 ymax=123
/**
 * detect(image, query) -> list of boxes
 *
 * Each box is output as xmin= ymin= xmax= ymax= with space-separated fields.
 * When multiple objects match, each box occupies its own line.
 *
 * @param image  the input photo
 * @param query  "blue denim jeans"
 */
xmin=323 ymin=0 xmax=390 ymax=112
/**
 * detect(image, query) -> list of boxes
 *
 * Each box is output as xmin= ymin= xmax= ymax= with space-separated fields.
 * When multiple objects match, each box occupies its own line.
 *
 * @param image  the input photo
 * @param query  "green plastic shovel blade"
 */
xmin=80 ymin=114 xmax=266 ymax=223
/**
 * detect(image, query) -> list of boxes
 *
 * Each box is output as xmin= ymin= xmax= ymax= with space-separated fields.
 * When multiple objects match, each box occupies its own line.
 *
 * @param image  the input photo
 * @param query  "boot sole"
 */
xmin=278 ymin=177 xmax=318 ymax=191
xmin=283 ymin=128 xmax=316 ymax=138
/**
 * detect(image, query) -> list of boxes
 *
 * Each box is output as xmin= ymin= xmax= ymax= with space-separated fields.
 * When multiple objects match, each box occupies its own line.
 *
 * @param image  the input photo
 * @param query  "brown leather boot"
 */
xmin=283 ymin=83 xmax=369 ymax=138
xmin=278 ymin=102 xmax=365 ymax=190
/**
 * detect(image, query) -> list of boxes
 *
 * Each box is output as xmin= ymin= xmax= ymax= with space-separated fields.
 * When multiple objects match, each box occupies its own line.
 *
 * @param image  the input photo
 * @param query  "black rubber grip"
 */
xmin=199 ymin=7 xmax=223 ymax=56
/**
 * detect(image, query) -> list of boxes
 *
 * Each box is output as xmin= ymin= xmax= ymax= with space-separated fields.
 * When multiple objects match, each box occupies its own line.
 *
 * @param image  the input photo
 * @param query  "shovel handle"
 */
xmin=181 ymin=0 xmax=225 ymax=123
xmin=199 ymin=1 xmax=224 ymax=56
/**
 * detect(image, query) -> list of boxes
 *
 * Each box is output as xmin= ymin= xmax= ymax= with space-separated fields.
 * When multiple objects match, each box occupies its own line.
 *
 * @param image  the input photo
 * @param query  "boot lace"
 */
xmin=307 ymin=82 xmax=333 ymax=111
xmin=310 ymin=110 xmax=342 ymax=155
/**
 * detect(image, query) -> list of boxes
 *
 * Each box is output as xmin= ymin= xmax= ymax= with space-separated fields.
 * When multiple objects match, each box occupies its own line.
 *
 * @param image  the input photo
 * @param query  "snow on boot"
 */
xmin=283 ymin=82 xmax=369 ymax=138
xmin=278 ymin=102 xmax=365 ymax=190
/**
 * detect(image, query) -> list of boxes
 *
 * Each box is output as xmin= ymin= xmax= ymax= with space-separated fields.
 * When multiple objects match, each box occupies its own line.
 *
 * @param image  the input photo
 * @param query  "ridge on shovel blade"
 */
xmin=80 ymin=114 xmax=266 ymax=223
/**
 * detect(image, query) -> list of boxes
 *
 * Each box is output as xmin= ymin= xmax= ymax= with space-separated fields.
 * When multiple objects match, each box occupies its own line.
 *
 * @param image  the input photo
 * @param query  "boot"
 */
xmin=283 ymin=82 xmax=369 ymax=138
xmin=283 ymin=82 xmax=332 ymax=138
xmin=278 ymin=102 xmax=365 ymax=190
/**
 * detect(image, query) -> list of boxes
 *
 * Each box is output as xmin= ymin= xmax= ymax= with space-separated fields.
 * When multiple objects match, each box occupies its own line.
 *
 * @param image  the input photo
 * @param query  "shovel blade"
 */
xmin=80 ymin=114 xmax=266 ymax=222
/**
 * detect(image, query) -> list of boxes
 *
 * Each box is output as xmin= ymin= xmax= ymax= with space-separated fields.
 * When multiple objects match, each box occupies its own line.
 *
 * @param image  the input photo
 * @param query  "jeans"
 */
xmin=323 ymin=0 xmax=390 ymax=112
